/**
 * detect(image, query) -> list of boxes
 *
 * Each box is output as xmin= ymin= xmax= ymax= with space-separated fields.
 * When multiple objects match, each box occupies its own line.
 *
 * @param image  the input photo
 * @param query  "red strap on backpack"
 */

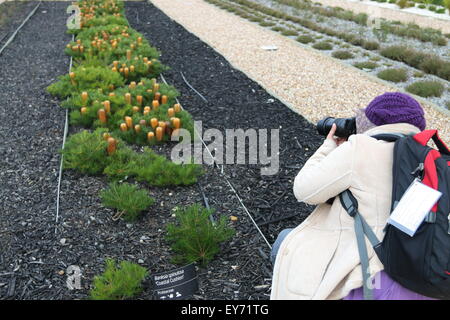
xmin=413 ymin=130 xmax=449 ymax=212
xmin=413 ymin=130 xmax=450 ymax=155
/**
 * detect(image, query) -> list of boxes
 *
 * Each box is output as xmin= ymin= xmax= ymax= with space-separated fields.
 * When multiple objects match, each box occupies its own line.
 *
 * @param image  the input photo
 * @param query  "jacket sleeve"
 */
xmin=293 ymin=137 xmax=356 ymax=205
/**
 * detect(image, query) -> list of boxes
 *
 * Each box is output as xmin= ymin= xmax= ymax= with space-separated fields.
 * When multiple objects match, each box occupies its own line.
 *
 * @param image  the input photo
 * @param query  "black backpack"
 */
xmin=339 ymin=130 xmax=450 ymax=300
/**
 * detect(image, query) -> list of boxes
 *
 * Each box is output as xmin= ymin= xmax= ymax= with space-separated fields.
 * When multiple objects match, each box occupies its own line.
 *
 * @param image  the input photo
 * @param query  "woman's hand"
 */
xmin=326 ymin=123 xmax=347 ymax=146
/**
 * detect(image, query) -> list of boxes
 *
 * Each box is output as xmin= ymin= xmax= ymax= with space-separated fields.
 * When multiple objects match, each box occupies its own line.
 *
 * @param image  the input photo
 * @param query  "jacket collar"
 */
xmin=364 ymin=123 xmax=421 ymax=137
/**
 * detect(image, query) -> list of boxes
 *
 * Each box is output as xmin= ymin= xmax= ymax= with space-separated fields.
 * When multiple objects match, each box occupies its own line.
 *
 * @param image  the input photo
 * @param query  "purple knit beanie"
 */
xmin=365 ymin=92 xmax=426 ymax=131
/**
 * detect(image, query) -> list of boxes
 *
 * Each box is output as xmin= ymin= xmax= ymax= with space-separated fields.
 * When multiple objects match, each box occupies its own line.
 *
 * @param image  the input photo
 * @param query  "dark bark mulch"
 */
xmin=0 ymin=1 xmax=39 ymax=47
xmin=0 ymin=1 xmax=72 ymax=299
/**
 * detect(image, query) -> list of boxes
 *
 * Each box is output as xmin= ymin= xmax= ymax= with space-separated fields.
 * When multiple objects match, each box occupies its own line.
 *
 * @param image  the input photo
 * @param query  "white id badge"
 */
xmin=387 ymin=179 xmax=442 ymax=237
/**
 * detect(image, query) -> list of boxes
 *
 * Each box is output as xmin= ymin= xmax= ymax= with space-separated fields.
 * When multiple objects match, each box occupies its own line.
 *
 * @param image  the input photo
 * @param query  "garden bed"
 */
xmin=0 ymin=0 xmax=324 ymax=300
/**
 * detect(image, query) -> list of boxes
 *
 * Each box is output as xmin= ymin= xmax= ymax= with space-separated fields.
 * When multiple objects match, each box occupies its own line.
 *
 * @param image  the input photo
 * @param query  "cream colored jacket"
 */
xmin=270 ymin=123 xmax=421 ymax=300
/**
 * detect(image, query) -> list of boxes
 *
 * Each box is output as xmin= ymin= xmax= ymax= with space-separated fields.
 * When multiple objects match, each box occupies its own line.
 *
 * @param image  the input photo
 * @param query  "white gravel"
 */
xmin=149 ymin=0 xmax=450 ymax=142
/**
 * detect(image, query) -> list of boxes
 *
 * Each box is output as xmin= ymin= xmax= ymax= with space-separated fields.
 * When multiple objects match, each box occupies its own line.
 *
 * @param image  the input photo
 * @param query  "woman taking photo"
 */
xmin=270 ymin=92 xmax=437 ymax=300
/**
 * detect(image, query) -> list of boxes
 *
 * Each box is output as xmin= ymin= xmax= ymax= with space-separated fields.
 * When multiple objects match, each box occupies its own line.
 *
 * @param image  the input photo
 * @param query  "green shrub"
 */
xmin=104 ymin=147 xmax=203 ymax=187
xmin=312 ymin=41 xmax=333 ymax=50
xmin=380 ymin=45 xmax=449 ymax=80
xmin=90 ymin=259 xmax=148 ymax=300
xmin=296 ymin=35 xmax=315 ymax=44
xmin=444 ymin=0 xmax=450 ymax=11
xmin=271 ymin=26 xmax=285 ymax=32
xmin=420 ymin=55 xmax=444 ymax=75
xmin=406 ymin=80 xmax=445 ymax=97
xmin=281 ymin=29 xmax=298 ymax=36
xmin=63 ymin=79 xmax=181 ymax=131
xmin=259 ymin=21 xmax=275 ymax=27
xmin=100 ymin=182 xmax=154 ymax=222
xmin=398 ymin=0 xmax=410 ymax=8
xmin=332 ymin=50 xmax=354 ymax=60
xmin=62 ymin=129 xmax=109 ymax=175
xmin=446 ymin=101 xmax=450 ymax=110
xmin=166 ymin=204 xmax=235 ymax=266
xmin=63 ymin=130 xmax=202 ymax=186
xmin=69 ymin=24 xmax=162 ymax=65
xmin=437 ymin=63 xmax=450 ymax=81
xmin=128 ymin=148 xmax=203 ymax=187
xmin=353 ymin=61 xmax=379 ymax=69
xmin=47 ymin=66 xmax=124 ymax=99
xmin=380 ymin=45 xmax=410 ymax=61
xmin=377 ymin=68 xmax=409 ymax=82
xmin=362 ymin=41 xmax=380 ymax=50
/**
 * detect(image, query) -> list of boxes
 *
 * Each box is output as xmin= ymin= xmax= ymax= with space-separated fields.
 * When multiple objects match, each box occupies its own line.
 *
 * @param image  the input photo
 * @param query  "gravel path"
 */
xmin=313 ymin=0 xmax=450 ymax=34
xmin=149 ymin=0 xmax=450 ymax=143
xmin=0 ymin=1 xmax=71 ymax=299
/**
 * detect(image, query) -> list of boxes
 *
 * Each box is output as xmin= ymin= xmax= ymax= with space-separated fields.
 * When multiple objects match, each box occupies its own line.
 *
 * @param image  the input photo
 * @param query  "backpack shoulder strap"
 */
xmin=339 ymin=190 xmax=382 ymax=300
xmin=371 ymin=133 xmax=405 ymax=142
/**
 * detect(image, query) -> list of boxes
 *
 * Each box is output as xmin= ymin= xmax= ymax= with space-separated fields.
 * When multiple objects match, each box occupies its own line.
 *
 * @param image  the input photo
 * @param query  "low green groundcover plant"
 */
xmin=353 ymin=61 xmax=379 ymax=70
xmin=296 ymin=35 xmax=315 ymax=44
xmin=90 ymin=259 xmax=148 ymax=300
xmin=47 ymin=66 xmax=125 ymax=99
xmin=166 ymin=204 xmax=235 ymax=266
xmin=377 ymin=68 xmax=409 ymax=82
xmin=100 ymin=182 xmax=154 ymax=222
xmin=63 ymin=129 xmax=203 ymax=186
xmin=406 ymin=80 xmax=445 ymax=97
xmin=312 ymin=41 xmax=333 ymax=50
xmin=362 ymin=41 xmax=380 ymax=51
xmin=380 ymin=45 xmax=450 ymax=81
xmin=332 ymin=50 xmax=354 ymax=60
xmin=62 ymin=129 xmax=109 ymax=175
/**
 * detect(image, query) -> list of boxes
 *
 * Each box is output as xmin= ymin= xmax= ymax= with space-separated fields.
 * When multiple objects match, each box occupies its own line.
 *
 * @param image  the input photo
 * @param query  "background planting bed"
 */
xmin=205 ymin=0 xmax=450 ymax=111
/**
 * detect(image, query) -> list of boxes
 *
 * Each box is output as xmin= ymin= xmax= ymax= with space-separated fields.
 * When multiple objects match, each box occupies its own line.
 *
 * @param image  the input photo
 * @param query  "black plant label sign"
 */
xmin=151 ymin=263 xmax=199 ymax=300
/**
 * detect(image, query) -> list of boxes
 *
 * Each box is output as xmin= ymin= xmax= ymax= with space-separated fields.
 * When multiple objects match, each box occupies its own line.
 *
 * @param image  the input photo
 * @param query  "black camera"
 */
xmin=317 ymin=117 xmax=356 ymax=138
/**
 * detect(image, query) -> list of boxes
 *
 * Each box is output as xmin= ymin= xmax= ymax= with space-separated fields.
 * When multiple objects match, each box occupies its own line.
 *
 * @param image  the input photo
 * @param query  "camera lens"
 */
xmin=317 ymin=117 xmax=335 ymax=136
xmin=317 ymin=117 xmax=356 ymax=137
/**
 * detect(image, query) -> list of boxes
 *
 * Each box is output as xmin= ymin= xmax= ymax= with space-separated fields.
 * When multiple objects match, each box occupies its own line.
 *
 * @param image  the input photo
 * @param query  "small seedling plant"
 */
xmin=100 ymin=182 xmax=155 ymax=221
xmin=90 ymin=259 xmax=148 ymax=300
xmin=166 ymin=204 xmax=235 ymax=266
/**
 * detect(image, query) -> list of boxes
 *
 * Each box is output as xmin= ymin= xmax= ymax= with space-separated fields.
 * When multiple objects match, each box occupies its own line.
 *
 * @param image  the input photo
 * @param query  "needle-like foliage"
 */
xmin=166 ymin=204 xmax=235 ymax=266
xmin=90 ymin=259 xmax=148 ymax=300
xmin=100 ymin=182 xmax=154 ymax=221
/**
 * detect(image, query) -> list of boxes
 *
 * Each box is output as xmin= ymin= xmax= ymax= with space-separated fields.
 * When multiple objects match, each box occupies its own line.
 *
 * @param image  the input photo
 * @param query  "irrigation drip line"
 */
xmin=55 ymin=35 xmax=74 ymax=235
xmin=160 ymin=73 xmax=272 ymax=250
xmin=0 ymin=1 xmax=42 ymax=57
xmin=197 ymin=182 xmax=216 ymax=225
xmin=180 ymin=71 xmax=208 ymax=103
